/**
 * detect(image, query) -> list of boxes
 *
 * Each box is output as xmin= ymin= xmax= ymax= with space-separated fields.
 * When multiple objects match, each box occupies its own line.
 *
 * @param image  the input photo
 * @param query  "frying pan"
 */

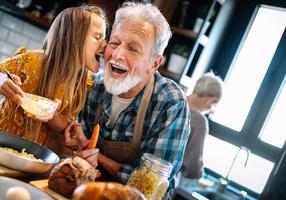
xmin=0 ymin=131 xmax=60 ymax=173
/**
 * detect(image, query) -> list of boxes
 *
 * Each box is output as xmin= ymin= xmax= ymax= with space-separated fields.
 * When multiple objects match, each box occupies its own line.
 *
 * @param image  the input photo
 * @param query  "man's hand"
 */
xmin=97 ymin=153 xmax=121 ymax=177
xmin=0 ymin=73 xmax=24 ymax=105
xmin=64 ymin=121 xmax=88 ymax=150
xmin=74 ymin=148 xmax=99 ymax=169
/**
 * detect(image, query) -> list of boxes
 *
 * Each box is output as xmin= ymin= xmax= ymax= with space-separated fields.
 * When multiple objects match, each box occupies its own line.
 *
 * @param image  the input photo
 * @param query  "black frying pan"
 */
xmin=0 ymin=131 xmax=60 ymax=173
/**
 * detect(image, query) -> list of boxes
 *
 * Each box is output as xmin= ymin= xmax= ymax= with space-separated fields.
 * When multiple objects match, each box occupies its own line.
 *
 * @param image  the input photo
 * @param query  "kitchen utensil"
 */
xmin=4 ymin=70 xmax=17 ymax=84
xmin=0 ymin=132 xmax=60 ymax=173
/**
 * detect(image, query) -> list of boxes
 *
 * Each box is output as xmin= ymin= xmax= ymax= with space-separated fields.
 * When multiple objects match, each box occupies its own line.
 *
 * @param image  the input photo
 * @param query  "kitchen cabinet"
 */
xmin=0 ymin=0 xmax=52 ymax=30
xmin=1 ymin=0 xmax=128 ymax=30
xmin=158 ymin=0 xmax=224 ymax=84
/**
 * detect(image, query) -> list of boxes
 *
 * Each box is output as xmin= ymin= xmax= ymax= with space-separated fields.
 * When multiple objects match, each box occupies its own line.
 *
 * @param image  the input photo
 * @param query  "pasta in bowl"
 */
xmin=0 ymin=147 xmax=43 ymax=162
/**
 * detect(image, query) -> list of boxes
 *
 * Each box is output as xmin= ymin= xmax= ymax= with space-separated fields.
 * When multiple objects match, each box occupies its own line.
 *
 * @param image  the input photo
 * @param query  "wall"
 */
xmin=0 ymin=10 xmax=47 ymax=61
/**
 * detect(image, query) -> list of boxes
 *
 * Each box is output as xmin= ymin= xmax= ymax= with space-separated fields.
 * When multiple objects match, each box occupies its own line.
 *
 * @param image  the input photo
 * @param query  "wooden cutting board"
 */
xmin=0 ymin=164 xmax=26 ymax=177
xmin=30 ymin=179 xmax=68 ymax=200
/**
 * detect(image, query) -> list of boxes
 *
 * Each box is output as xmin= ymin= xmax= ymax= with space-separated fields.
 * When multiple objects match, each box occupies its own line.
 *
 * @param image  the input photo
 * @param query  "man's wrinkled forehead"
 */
xmin=112 ymin=20 xmax=155 ymax=39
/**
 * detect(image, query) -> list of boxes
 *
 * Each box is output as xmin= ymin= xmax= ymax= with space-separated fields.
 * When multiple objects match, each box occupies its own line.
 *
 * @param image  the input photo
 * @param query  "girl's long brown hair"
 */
xmin=27 ymin=5 xmax=107 ymax=142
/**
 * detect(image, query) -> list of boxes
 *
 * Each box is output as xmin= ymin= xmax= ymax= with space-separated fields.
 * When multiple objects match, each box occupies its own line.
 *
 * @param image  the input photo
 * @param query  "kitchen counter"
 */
xmin=0 ymin=0 xmax=50 ymax=30
xmin=174 ymin=173 xmax=258 ymax=200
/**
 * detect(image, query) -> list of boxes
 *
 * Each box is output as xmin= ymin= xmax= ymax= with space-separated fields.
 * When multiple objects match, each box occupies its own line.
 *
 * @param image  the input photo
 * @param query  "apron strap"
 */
xmin=94 ymin=75 xmax=155 ymax=144
xmin=133 ymin=75 xmax=155 ymax=144
xmin=94 ymin=103 xmax=103 ymax=125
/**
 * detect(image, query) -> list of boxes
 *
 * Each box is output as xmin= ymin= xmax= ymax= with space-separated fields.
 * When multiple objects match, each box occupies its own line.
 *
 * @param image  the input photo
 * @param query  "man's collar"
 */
xmin=100 ymin=80 xmax=151 ymax=113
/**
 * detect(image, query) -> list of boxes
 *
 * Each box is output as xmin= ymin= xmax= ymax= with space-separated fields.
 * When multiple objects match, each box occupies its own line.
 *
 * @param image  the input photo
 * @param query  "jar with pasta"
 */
xmin=128 ymin=153 xmax=172 ymax=200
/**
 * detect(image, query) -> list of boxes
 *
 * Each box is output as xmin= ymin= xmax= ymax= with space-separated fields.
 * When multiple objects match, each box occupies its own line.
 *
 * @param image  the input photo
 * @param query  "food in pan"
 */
xmin=48 ymin=156 xmax=100 ymax=198
xmin=73 ymin=182 xmax=146 ymax=200
xmin=5 ymin=186 xmax=31 ymax=200
xmin=0 ymin=146 xmax=43 ymax=161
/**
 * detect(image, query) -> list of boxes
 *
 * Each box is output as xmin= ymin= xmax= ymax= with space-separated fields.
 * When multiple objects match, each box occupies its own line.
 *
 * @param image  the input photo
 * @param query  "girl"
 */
xmin=0 ymin=5 xmax=107 ymax=155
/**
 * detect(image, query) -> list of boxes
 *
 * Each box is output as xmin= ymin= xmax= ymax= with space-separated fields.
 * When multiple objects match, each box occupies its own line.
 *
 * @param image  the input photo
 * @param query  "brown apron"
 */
xmin=96 ymin=76 xmax=155 ymax=165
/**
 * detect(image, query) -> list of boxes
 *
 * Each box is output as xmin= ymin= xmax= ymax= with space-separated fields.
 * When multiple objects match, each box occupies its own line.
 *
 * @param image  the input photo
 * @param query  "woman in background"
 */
xmin=177 ymin=72 xmax=224 ymax=187
xmin=0 ymin=5 xmax=107 ymax=156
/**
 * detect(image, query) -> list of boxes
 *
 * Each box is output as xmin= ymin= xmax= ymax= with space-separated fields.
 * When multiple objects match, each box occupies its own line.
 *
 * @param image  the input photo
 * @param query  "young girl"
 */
xmin=0 ymin=5 xmax=107 ymax=154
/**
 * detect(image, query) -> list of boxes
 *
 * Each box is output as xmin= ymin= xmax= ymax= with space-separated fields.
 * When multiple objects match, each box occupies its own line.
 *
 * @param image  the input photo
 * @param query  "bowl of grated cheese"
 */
xmin=21 ymin=93 xmax=59 ymax=120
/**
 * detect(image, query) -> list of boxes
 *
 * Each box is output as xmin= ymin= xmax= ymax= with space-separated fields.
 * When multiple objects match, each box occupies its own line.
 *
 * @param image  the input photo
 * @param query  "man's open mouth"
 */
xmin=110 ymin=61 xmax=128 ymax=75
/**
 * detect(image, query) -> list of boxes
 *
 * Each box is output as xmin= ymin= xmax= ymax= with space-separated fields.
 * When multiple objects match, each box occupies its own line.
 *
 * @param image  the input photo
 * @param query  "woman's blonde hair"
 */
xmin=28 ymin=5 xmax=107 ymax=142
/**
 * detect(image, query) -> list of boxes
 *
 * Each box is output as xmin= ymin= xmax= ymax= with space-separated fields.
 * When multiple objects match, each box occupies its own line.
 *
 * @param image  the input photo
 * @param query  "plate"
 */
xmin=0 ymin=176 xmax=53 ymax=200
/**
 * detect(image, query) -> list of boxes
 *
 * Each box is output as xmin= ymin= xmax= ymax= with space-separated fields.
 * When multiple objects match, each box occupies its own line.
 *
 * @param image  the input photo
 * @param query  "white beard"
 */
xmin=104 ymin=63 xmax=145 ymax=95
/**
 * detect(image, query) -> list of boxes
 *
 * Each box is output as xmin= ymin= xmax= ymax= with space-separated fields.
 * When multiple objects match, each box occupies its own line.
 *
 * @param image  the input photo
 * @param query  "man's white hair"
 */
xmin=113 ymin=2 xmax=172 ymax=56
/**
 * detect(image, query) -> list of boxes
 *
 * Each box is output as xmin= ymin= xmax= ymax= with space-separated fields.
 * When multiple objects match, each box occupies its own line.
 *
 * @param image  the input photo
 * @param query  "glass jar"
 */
xmin=128 ymin=153 xmax=173 ymax=200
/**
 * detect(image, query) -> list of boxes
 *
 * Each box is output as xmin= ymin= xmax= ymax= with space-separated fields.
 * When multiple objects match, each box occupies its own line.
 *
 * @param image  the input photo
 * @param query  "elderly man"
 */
xmin=64 ymin=2 xmax=190 ymax=196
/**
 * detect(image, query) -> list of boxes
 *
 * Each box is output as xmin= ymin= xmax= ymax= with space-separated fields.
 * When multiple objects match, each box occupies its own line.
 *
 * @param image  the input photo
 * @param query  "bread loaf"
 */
xmin=48 ymin=156 xmax=100 ymax=198
xmin=73 ymin=182 xmax=146 ymax=200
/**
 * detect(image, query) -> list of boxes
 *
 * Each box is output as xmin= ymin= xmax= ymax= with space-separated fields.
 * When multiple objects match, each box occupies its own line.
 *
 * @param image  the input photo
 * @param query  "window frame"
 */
xmin=210 ymin=26 xmax=286 ymax=163
xmin=198 ymin=0 xmax=286 ymax=165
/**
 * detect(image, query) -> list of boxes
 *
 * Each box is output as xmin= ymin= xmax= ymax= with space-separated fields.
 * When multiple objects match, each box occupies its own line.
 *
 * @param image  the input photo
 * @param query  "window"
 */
xmin=211 ymin=6 xmax=286 ymax=132
xmin=204 ymin=135 xmax=274 ymax=193
xmin=200 ymin=1 xmax=286 ymax=196
xmin=260 ymin=77 xmax=286 ymax=148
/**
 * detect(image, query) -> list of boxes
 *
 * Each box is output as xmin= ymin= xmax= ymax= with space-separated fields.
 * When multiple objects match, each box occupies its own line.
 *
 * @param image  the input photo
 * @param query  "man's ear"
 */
xmin=151 ymin=55 xmax=163 ymax=72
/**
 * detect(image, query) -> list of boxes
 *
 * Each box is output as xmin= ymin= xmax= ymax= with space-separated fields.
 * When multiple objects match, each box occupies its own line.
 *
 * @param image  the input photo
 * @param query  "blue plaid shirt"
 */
xmin=79 ymin=71 xmax=190 ymax=190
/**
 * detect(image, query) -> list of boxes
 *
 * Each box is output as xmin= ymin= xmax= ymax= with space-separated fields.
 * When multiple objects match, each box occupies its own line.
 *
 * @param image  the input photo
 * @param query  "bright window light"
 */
xmin=211 ymin=6 xmax=286 ymax=131
xmin=227 ymin=151 xmax=273 ymax=193
xmin=204 ymin=135 xmax=239 ymax=176
xmin=204 ymin=135 xmax=274 ymax=193
xmin=260 ymin=77 xmax=286 ymax=148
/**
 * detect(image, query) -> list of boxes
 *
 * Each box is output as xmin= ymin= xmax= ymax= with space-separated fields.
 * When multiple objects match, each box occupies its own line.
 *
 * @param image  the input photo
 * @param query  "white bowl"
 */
xmin=21 ymin=93 xmax=59 ymax=118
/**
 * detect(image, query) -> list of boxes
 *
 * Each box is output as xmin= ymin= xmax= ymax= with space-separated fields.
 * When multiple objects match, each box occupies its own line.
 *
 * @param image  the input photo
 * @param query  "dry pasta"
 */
xmin=128 ymin=166 xmax=168 ymax=200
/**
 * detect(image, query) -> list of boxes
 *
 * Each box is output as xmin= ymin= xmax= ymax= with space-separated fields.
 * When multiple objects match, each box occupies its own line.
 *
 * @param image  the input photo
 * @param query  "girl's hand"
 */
xmin=0 ymin=73 xmax=24 ymax=105
xmin=64 ymin=121 xmax=89 ymax=150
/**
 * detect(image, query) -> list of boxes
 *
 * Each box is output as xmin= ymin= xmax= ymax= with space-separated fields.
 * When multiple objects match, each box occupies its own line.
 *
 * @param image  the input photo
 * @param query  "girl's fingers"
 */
xmin=12 ymin=74 xmax=22 ymax=85
xmin=6 ymin=80 xmax=24 ymax=97
xmin=1 ymin=83 xmax=22 ymax=105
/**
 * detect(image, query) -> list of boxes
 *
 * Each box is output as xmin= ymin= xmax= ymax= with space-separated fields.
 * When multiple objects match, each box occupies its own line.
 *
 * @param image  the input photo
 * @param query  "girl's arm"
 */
xmin=47 ymin=112 xmax=69 ymax=132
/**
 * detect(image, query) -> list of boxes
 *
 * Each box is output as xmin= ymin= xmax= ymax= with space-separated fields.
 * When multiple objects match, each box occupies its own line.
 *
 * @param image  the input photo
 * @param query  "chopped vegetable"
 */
xmin=87 ymin=123 xmax=100 ymax=149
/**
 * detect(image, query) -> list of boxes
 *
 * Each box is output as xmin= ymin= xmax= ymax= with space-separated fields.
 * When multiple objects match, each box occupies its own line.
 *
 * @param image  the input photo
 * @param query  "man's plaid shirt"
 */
xmin=79 ymin=71 xmax=190 ymax=190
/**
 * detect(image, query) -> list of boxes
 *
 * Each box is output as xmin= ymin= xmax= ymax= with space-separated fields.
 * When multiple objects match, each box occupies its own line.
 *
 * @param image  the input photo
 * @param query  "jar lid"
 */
xmin=142 ymin=153 xmax=173 ymax=177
